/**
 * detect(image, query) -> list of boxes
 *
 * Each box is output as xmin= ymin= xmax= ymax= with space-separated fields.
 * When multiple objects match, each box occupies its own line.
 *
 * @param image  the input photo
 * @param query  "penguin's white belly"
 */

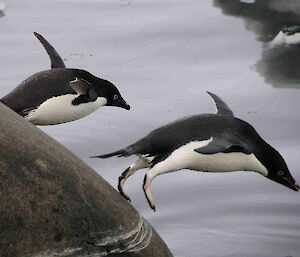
xmin=151 ymin=140 xmax=268 ymax=177
xmin=26 ymin=95 xmax=107 ymax=125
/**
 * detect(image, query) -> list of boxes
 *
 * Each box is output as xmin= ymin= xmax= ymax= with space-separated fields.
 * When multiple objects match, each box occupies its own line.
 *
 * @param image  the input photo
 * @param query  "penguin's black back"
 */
xmin=126 ymin=114 xmax=261 ymax=158
xmin=1 ymin=68 xmax=77 ymax=115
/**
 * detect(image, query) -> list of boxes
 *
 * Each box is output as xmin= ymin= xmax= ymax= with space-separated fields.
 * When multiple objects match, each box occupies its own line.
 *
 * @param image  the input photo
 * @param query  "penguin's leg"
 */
xmin=143 ymin=168 xmax=166 ymax=212
xmin=118 ymin=155 xmax=151 ymax=202
xmin=143 ymin=155 xmax=186 ymax=211
xmin=143 ymin=173 xmax=156 ymax=212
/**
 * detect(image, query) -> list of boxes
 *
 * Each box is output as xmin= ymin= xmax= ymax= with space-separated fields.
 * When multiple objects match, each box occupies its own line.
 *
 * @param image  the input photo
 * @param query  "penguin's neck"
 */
xmin=252 ymin=139 xmax=278 ymax=174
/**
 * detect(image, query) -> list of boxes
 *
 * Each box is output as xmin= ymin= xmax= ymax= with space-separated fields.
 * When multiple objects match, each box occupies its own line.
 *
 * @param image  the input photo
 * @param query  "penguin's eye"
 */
xmin=277 ymin=171 xmax=285 ymax=176
xmin=113 ymin=94 xmax=118 ymax=100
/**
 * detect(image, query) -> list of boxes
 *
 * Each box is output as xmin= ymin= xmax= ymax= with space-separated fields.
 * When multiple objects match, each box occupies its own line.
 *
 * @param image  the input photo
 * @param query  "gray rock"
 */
xmin=0 ymin=103 xmax=173 ymax=257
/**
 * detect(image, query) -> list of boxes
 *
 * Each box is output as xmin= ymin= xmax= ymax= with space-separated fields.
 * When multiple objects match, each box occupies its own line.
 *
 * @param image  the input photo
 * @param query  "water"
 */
xmin=1 ymin=1 xmax=300 ymax=256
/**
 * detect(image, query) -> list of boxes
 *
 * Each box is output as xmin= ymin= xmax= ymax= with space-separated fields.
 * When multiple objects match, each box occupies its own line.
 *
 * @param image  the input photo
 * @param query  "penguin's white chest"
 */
xmin=26 ymin=94 xmax=107 ymax=125
xmin=150 ymin=139 xmax=268 ymax=177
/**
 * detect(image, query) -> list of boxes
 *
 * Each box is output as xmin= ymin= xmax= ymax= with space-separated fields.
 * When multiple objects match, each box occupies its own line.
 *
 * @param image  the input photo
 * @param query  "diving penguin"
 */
xmin=0 ymin=32 xmax=130 ymax=125
xmin=92 ymin=92 xmax=299 ymax=211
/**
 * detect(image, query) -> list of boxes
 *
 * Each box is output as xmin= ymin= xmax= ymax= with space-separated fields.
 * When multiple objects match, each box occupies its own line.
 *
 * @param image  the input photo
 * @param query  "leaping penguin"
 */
xmin=92 ymin=92 xmax=299 ymax=211
xmin=0 ymin=32 xmax=130 ymax=126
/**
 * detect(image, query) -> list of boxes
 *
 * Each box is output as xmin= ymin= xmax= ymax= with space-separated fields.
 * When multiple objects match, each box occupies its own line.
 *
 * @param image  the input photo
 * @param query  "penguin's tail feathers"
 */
xmin=91 ymin=147 xmax=133 ymax=159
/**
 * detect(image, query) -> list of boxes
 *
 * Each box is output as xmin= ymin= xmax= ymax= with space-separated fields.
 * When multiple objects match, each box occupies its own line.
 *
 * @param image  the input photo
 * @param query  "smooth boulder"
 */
xmin=0 ymin=103 xmax=173 ymax=257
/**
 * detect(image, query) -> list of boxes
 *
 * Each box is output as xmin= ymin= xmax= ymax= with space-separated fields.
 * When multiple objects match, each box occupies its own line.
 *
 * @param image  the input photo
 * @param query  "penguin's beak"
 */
xmin=119 ymin=103 xmax=130 ymax=110
xmin=269 ymin=174 xmax=299 ymax=192
xmin=112 ymin=98 xmax=130 ymax=110
xmin=284 ymin=178 xmax=300 ymax=191
xmin=118 ymin=98 xmax=130 ymax=110
xmin=122 ymin=101 xmax=131 ymax=110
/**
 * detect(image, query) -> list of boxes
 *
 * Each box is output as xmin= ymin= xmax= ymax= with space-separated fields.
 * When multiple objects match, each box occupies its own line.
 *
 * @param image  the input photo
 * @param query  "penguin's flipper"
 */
xmin=19 ymin=106 xmax=37 ymax=117
xmin=194 ymin=137 xmax=252 ymax=155
xmin=70 ymin=78 xmax=98 ymax=105
xmin=34 ymin=32 xmax=66 ymax=69
xmin=69 ymin=78 xmax=97 ymax=100
xmin=69 ymin=78 xmax=90 ymax=94
xmin=206 ymin=92 xmax=234 ymax=117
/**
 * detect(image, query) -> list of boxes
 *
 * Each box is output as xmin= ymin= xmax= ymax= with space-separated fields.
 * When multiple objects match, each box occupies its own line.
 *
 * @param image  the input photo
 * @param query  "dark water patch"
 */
xmin=214 ymin=0 xmax=300 ymax=88
xmin=213 ymin=0 xmax=300 ymax=42
xmin=256 ymin=44 xmax=300 ymax=88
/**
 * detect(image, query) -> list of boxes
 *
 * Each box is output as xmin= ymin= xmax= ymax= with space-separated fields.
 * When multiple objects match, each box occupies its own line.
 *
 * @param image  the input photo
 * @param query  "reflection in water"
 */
xmin=214 ymin=0 xmax=300 ymax=89
xmin=0 ymin=2 xmax=5 ymax=17
xmin=256 ymin=43 xmax=300 ymax=88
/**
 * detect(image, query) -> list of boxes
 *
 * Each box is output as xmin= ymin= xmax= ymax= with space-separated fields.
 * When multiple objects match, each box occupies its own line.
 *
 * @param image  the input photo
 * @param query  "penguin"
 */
xmin=0 ymin=32 xmax=130 ymax=126
xmin=92 ymin=92 xmax=299 ymax=211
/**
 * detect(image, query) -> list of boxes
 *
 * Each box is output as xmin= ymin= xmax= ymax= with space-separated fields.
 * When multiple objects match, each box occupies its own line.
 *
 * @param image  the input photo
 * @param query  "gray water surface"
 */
xmin=1 ymin=1 xmax=300 ymax=256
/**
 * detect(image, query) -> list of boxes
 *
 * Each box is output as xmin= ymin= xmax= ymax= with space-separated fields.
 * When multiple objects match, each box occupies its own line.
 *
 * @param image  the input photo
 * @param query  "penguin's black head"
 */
xmin=264 ymin=148 xmax=299 ymax=192
xmin=95 ymin=79 xmax=130 ymax=110
xmin=72 ymin=69 xmax=130 ymax=110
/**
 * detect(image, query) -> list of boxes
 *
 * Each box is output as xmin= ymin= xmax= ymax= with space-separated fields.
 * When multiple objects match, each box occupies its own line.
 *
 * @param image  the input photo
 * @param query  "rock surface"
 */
xmin=0 ymin=103 xmax=173 ymax=257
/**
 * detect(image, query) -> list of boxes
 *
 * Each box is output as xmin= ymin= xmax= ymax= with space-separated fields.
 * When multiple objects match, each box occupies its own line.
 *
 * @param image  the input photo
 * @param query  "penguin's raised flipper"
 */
xmin=206 ymin=91 xmax=234 ymax=117
xmin=70 ymin=78 xmax=97 ymax=100
xmin=70 ymin=78 xmax=98 ymax=105
xmin=69 ymin=78 xmax=90 ymax=94
xmin=194 ymin=137 xmax=252 ymax=155
xmin=34 ymin=32 xmax=66 ymax=69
